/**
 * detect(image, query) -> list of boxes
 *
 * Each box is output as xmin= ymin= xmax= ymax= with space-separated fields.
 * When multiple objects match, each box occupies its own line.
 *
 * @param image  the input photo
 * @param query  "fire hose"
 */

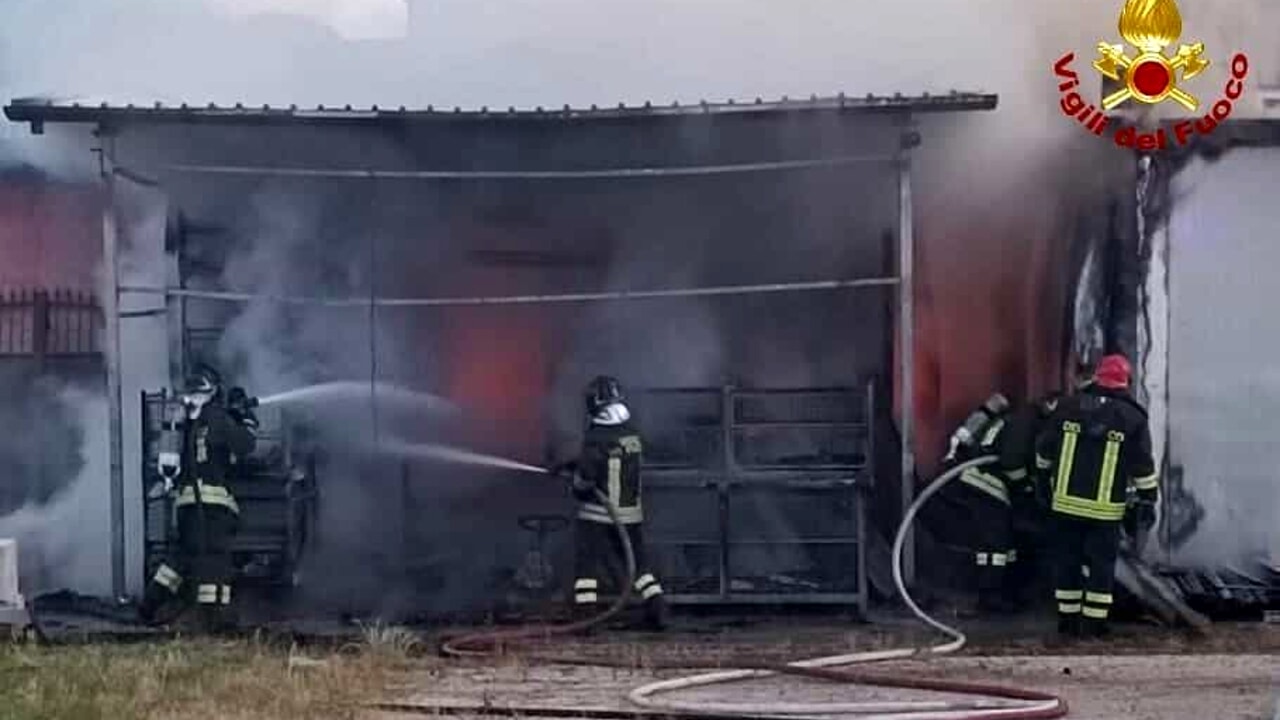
xmin=624 ymin=454 xmax=1066 ymax=718
xmin=439 ymin=483 xmax=638 ymax=656
xmin=434 ymin=456 xmax=1068 ymax=718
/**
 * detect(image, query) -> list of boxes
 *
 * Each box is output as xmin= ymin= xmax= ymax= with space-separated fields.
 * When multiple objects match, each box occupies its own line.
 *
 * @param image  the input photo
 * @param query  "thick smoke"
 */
xmin=1 ymin=0 xmax=1277 ymax=605
xmin=0 ymin=382 xmax=110 ymax=596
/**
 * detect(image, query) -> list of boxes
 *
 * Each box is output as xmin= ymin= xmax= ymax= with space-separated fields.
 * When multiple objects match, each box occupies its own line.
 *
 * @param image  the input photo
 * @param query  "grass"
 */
xmin=0 ymin=627 xmax=424 ymax=720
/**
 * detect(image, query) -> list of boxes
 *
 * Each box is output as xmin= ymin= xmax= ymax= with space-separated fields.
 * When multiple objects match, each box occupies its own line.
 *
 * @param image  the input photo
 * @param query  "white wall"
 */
xmin=111 ymin=175 xmax=172 ymax=594
xmin=1167 ymin=144 xmax=1280 ymax=568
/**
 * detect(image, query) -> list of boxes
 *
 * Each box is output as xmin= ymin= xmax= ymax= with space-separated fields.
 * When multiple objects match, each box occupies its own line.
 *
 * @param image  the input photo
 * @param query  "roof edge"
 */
xmin=4 ymin=92 xmax=998 ymax=130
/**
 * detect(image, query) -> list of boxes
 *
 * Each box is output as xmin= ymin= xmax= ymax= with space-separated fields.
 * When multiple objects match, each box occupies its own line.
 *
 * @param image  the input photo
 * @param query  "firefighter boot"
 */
xmin=1081 ymin=618 xmax=1110 ymax=640
xmin=137 ymin=582 xmax=174 ymax=625
xmin=569 ymin=603 xmax=599 ymax=635
xmin=197 ymin=604 xmax=238 ymax=636
xmin=642 ymin=595 xmax=668 ymax=632
xmin=1056 ymin=614 xmax=1081 ymax=639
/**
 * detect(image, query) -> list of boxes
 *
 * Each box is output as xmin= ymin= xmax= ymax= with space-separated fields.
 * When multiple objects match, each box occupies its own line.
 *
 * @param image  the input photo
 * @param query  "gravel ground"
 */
xmin=370 ymin=619 xmax=1280 ymax=720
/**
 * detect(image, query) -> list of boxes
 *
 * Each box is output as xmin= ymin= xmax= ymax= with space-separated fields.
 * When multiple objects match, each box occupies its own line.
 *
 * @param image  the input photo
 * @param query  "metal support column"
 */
xmin=99 ymin=131 xmax=127 ymax=598
xmin=897 ymin=127 xmax=919 ymax=588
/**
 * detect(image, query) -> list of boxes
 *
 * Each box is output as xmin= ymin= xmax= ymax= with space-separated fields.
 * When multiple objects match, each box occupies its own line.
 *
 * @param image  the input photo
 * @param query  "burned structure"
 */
xmin=6 ymin=94 xmax=1024 ymax=619
xmin=20 ymin=96 xmax=1273 ymax=623
xmin=7 ymin=88 xmax=1278 ymax=622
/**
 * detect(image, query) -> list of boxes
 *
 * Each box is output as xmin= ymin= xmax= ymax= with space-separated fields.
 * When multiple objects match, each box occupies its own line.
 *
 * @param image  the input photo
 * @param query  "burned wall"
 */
xmin=92 ymin=110 xmax=1129 ymax=612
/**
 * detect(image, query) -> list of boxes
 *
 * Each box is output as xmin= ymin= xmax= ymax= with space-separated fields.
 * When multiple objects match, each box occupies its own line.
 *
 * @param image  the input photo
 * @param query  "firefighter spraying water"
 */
xmin=552 ymin=376 xmax=667 ymax=631
xmin=137 ymin=366 xmax=259 ymax=632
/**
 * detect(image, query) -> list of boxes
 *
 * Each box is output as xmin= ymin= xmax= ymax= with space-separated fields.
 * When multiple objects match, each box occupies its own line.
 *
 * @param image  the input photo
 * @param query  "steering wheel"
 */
xmin=518 ymin=514 xmax=570 ymax=535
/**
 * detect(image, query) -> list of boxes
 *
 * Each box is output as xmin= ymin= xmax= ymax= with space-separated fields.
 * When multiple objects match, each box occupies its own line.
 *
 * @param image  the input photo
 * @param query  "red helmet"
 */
xmin=1093 ymin=354 xmax=1131 ymax=389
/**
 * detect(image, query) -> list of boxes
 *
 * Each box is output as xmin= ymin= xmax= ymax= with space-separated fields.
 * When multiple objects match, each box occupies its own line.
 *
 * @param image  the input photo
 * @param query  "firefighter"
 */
xmin=554 ymin=376 xmax=667 ymax=631
xmin=1034 ymin=354 xmax=1158 ymax=639
xmin=938 ymin=393 xmax=1023 ymax=614
xmin=138 ymin=367 xmax=258 ymax=631
xmin=997 ymin=389 xmax=1068 ymax=604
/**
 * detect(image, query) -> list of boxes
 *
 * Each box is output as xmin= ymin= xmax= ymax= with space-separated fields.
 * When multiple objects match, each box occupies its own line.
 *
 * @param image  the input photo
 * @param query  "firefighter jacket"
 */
xmin=174 ymin=403 xmax=257 ymax=515
xmin=1034 ymin=386 xmax=1158 ymax=522
xmin=953 ymin=410 xmax=1018 ymax=505
xmin=996 ymin=392 xmax=1063 ymax=486
xmin=952 ymin=393 xmax=1065 ymax=505
xmin=574 ymin=421 xmax=644 ymax=525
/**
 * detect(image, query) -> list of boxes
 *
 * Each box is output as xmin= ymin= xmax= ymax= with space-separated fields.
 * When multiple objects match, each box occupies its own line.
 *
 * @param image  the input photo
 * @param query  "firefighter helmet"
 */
xmin=184 ymin=364 xmax=223 ymax=399
xmin=1093 ymin=354 xmax=1132 ymax=389
xmin=585 ymin=375 xmax=626 ymax=416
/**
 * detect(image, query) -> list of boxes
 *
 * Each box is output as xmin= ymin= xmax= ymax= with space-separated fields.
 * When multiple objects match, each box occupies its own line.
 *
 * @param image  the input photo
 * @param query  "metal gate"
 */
xmin=637 ymin=384 xmax=872 ymax=612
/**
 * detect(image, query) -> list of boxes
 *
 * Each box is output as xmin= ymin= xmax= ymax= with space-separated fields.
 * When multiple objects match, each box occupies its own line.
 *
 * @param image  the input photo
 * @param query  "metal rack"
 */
xmin=636 ymin=384 xmax=873 ymax=612
xmin=139 ymin=391 xmax=319 ymax=590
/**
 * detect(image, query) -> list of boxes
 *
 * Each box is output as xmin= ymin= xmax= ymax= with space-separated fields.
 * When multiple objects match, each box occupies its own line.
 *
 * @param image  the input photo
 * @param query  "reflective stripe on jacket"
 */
xmin=577 ymin=424 xmax=644 ymax=524
xmin=174 ymin=481 xmax=240 ymax=515
xmin=1034 ymin=386 xmax=1157 ymax=522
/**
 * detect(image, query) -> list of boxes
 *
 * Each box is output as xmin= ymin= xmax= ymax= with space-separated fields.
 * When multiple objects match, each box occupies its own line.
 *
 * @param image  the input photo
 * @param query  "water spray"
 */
xmin=376 ymin=440 xmax=550 ymax=475
xmin=257 ymin=381 xmax=458 ymax=414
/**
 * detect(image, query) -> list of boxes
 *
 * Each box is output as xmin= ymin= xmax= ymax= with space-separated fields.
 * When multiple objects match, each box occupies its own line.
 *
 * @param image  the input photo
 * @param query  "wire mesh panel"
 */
xmin=631 ymin=389 xmax=723 ymax=469
xmin=641 ymin=384 xmax=872 ymax=609
xmin=644 ymin=477 xmax=723 ymax=596
xmin=725 ymin=481 xmax=862 ymax=597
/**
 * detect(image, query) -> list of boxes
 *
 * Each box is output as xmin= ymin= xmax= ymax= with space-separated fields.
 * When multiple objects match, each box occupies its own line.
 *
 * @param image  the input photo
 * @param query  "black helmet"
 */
xmin=584 ymin=375 xmax=625 ymax=415
xmin=184 ymin=364 xmax=223 ymax=398
xmin=1036 ymin=391 xmax=1063 ymax=418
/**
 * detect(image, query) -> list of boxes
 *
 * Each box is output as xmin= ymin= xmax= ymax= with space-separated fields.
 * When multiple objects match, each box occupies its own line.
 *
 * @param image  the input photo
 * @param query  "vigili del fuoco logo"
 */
xmin=1053 ymin=0 xmax=1250 ymax=151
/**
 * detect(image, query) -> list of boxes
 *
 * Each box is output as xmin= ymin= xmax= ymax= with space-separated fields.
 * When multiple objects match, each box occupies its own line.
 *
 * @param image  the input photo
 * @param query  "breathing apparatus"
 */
xmin=150 ymin=397 xmax=186 ymax=500
xmin=944 ymin=392 xmax=1010 ymax=462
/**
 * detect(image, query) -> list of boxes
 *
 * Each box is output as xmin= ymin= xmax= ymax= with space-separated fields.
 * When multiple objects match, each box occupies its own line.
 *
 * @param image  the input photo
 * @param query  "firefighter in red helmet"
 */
xmin=1034 ymin=354 xmax=1158 ymax=639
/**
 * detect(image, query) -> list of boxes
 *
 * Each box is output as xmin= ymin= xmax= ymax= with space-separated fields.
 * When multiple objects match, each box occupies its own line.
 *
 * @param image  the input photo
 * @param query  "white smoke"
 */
xmin=0 ymin=384 xmax=111 ymax=597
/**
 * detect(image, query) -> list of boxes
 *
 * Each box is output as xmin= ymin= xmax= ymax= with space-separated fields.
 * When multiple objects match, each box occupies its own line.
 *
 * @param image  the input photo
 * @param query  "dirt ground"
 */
xmin=369 ymin=618 xmax=1280 ymax=720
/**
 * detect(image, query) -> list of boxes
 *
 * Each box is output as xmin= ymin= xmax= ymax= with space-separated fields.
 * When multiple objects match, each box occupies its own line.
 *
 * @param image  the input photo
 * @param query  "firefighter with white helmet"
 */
xmin=554 ymin=375 xmax=667 ymax=630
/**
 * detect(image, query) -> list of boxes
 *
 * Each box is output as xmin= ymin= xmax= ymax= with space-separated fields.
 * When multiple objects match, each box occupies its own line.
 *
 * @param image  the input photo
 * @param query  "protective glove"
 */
xmin=1133 ymin=500 xmax=1157 ymax=530
xmin=226 ymin=386 xmax=258 ymax=416
xmin=550 ymin=460 xmax=578 ymax=480
xmin=1123 ymin=500 xmax=1157 ymax=551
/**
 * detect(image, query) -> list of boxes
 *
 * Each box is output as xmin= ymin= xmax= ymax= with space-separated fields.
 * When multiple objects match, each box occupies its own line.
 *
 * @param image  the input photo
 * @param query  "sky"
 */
xmin=207 ymin=0 xmax=409 ymax=40
xmin=1 ymin=0 xmax=1273 ymax=113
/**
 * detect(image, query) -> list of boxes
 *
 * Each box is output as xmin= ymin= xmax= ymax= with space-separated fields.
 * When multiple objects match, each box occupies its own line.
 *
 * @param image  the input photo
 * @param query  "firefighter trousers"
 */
xmin=142 ymin=503 xmax=239 ymax=629
xmin=938 ymin=482 xmax=1014 ymax=605
xmin=572 ymin=519 xmax=665 ymax=610
xmin=1049 ymin=514 xmax=1119 ymax=634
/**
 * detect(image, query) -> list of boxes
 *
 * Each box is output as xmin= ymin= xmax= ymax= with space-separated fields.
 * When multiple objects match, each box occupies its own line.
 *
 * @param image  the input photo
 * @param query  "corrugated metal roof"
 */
xmin=3 ymin=92 xmax=997 ymax=129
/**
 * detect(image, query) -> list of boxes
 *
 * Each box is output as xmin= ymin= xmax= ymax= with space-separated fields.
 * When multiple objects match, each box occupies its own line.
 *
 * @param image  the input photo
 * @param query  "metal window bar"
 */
xmin=0 ymin=288 xmax=102 ymax=357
